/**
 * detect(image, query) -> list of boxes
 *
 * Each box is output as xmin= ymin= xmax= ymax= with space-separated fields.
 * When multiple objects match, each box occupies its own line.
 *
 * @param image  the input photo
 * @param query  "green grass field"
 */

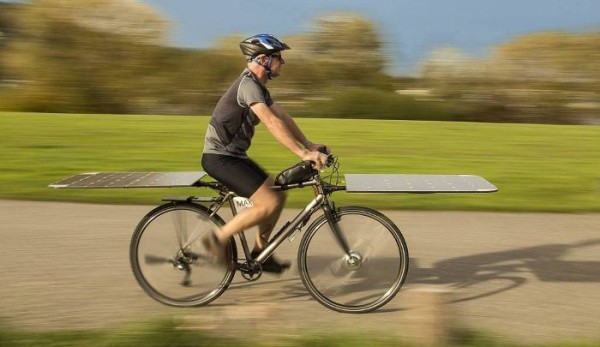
xmin=1 ymin=318 xmax=598 ymax=347
xmin=1 ymin=112 xmax=599 ymax=212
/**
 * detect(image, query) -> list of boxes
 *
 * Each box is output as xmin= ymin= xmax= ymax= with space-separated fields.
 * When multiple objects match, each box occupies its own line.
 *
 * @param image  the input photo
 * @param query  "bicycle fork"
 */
xmin=321 ymin=198 xmax=365 ymax=271
xmin=322 ymin=202 xmax=352 ymax=255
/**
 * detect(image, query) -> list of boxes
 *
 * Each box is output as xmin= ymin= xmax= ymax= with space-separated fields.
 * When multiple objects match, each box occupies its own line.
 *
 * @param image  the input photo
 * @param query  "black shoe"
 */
xmin=251 ymin=250 xmax=291 ymax=274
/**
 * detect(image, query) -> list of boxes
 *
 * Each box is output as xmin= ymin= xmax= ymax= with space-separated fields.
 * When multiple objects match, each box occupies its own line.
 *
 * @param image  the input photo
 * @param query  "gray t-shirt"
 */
xmin=203 ymin=69 xmax=273 ymax=158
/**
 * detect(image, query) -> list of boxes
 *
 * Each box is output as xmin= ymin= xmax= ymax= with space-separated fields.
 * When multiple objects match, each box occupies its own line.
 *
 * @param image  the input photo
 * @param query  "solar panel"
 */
xmin=49 ymin=172 xmax=207 ymax=189
xmin=345 ymin=174 xmax=498 ymax=193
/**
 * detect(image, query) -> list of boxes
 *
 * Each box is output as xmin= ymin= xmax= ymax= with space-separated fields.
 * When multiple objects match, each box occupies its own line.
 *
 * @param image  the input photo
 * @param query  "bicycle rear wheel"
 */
xmin=130 ymin=202 xmax=236 ymax=307
xmin=298 ymin=206 xmax=409 ymax=313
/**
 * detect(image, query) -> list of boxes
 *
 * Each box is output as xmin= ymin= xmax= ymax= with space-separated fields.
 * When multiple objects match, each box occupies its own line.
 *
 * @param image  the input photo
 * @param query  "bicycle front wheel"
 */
xmin=130 ymin=202 xmax=236 ymax=307
xmin=298 ymin=206 xmax=409 ymax=313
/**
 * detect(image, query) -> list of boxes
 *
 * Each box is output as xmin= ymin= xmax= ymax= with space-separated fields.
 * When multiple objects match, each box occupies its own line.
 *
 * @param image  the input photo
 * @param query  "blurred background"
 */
xmin=0 ymin=0 xmax=599 ymax=124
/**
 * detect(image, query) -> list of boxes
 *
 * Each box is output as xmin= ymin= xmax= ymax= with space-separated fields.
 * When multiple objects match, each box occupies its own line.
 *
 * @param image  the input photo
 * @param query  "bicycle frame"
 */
xmin=166 ymin=175 xmax=348 ymax=267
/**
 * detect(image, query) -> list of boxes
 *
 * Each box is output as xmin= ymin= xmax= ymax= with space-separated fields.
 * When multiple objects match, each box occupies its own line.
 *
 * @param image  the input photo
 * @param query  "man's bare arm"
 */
xmin=251 ymin=102 xmax=326 ymax=167
xmin=270 ymin=102 xmax=312 ymax=147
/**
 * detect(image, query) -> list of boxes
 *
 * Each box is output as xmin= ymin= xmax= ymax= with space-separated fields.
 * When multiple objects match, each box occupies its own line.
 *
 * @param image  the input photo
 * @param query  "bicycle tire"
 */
xmin=298 ymin=206 xmax=409 ymax=313
xmin=130 ymin=202 xmax=236 ymax=307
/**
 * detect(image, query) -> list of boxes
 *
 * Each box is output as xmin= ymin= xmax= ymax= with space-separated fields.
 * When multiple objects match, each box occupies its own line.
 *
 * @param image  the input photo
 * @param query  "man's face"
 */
xmin=269 ymin=53 xmax=285 ymax=77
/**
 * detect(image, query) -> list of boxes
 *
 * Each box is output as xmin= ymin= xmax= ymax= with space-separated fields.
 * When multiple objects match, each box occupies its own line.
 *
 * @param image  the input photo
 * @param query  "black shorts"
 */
xmin=201 ymin=154 xmax=269 ymax=198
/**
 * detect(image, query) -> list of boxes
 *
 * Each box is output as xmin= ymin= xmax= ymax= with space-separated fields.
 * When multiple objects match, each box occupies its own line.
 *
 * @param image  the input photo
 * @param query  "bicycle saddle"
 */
xmin=274 ymin=161 xmax=316 ymax=186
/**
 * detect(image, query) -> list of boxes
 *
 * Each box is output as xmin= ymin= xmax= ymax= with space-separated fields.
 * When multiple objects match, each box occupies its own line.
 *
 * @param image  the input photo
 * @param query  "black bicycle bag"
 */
xmin=275 ymin=161 xmax=316 ymax=186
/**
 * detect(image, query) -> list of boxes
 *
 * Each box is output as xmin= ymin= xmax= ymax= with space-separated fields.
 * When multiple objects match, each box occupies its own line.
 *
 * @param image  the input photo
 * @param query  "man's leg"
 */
xmin=204 ymin=178 xmax=290 ymax=271
xmin=213 ymin=178 xmax=284 ymax=245
xmin=249 ymin=180 xmax=290 ymax=273
xmin=254 ymin=186 xmax=286 ymax=251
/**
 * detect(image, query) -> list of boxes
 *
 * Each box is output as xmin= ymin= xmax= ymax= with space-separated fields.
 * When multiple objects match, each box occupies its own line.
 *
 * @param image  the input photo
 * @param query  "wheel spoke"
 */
xmin=181 ymin=217 xmax=209 ymax=250
xmin=171 ymin=208 xmax=187 ymax=249
xmin=144 ymin=254 xmax=175 ymax=265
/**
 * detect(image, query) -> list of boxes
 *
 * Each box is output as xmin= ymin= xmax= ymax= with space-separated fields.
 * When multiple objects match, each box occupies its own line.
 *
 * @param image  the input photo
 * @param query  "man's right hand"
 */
xmin=302 ymin=150 xmax=329 ymax=169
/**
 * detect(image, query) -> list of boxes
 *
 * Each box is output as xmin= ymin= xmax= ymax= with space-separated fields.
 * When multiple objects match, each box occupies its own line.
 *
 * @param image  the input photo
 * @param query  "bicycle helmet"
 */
xmin=239 ymin=34 xmax=290 ymax=60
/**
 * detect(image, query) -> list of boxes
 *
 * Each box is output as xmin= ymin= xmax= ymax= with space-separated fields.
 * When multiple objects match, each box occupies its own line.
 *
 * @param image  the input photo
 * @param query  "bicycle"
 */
xmin=129 ymin=155 xmax=410 ymax=313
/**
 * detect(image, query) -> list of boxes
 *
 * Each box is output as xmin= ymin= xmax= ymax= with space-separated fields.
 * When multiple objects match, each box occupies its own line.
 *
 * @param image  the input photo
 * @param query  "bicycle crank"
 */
xmin=238 ymin=261 xmax=262 ymax=281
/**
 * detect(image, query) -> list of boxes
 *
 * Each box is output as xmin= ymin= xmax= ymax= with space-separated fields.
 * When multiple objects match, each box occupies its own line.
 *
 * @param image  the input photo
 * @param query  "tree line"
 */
xmin=419 ymin=31 xmax=600 ymax=124
xmin=1 ymin=0 xmax=598 ymax=124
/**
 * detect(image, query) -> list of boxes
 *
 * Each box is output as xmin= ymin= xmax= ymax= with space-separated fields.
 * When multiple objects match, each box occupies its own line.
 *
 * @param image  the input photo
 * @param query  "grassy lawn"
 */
xmin=1 ymin=318 xmax=598 ymax=347
xmin=1 ymin=112 xmax=599 ymax=212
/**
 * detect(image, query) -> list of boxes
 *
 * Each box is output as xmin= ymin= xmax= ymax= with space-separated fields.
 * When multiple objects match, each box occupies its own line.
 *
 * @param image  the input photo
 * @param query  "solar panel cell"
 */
xmin=49 ymin=172 xmax=207 ymax=188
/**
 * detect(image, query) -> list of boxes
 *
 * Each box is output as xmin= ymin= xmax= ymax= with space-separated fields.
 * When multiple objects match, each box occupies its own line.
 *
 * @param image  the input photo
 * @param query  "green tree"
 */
xmin=296 ymin=12 xmax=389 ymax=87
xmin=1 ymin=0 xmax=171 ymax=113
xmin=419 ymin=30 xmax=600 ymax=124
xmin=1 ymin=5 xmax=407 ymax=118
xmin=0 ymin=2 xmax=19 ymax=89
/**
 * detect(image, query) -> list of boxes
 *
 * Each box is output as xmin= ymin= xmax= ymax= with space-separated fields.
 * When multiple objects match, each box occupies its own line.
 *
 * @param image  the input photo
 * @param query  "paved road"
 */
xmin=1 ymin=200 xmax=599 ymax=343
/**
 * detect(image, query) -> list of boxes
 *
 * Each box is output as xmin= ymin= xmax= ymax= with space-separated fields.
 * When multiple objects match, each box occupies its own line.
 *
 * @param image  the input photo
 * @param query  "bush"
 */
xmin=291 ymin=87 xmax=475 ymax=121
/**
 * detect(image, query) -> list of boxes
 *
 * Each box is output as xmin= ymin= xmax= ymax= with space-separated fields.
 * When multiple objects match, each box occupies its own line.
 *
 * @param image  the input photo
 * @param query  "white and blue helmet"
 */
xmin=239 ymin=34 xmax=290 ymax=60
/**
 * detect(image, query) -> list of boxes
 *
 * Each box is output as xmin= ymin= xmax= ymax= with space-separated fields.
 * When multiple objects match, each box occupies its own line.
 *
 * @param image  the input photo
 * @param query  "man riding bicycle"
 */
xmin=201 ymin=34 xmax=329 ymax=273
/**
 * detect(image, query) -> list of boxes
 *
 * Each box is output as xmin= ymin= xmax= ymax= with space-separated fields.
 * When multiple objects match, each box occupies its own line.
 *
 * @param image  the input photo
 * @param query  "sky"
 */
xmin=137 ymin=1 xmax=598 ymax=75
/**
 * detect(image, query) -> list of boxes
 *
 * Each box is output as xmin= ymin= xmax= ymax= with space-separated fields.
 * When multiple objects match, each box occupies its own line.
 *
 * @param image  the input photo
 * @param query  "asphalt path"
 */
xmin=1 ymin=200 xmax=599 ymax=343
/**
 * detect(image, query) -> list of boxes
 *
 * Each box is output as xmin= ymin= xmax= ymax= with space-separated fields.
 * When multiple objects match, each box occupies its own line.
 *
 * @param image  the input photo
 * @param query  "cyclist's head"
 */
xmin=240 ymin=34 xmax=290 ymax=80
